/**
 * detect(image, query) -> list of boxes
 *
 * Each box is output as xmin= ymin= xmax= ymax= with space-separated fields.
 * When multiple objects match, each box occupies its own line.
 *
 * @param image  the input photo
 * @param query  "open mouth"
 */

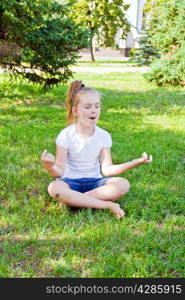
xmin=89 ymin=117 xmax=96 ymax=120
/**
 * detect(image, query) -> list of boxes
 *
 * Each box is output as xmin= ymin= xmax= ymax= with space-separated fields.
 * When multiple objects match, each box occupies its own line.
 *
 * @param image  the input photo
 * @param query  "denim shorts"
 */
xmin=57 ymin=177 xmax=111 ymax=193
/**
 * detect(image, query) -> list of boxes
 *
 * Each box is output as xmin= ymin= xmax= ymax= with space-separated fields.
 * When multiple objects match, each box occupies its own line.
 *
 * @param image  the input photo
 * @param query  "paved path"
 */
xmin=71 ymin=64 xmax=149 ymax=74
xmin=0 ymin=64 xmax=149 ymax=75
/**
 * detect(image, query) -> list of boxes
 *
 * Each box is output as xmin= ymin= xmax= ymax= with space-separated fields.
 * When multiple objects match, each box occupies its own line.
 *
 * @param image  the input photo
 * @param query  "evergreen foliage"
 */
xmin=145 ymin=0 xmax=185 ymax=86
xmin=0 ymin=0 xmax=90 ymax=88
xmin=129 ymin=30 xmax=160 ymax=65
xmin=146 ymin=41 xmax=185 ymax=86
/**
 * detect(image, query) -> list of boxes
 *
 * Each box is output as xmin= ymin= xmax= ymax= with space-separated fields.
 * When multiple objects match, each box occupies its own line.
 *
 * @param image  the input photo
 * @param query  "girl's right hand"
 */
xmin=40 ymin=149 xmax=55 ymax=164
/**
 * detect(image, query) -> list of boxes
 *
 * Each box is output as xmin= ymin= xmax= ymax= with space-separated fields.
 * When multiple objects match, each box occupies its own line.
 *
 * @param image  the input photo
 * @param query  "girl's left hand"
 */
xmin=140 ymin=152 xmax=153 ymax=164
xmin=141 ymin=152 xmax=153 ymax=164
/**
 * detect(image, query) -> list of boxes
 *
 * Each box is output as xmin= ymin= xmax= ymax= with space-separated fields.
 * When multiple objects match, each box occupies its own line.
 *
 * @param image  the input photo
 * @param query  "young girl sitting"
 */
xmin=41 ymin=80 xmax=152 ymax=219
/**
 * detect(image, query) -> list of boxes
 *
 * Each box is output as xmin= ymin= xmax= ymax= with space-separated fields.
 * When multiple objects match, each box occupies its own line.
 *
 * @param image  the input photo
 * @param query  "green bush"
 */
xmin=145 ymin=0 xmax=185 ymax=86
xmin=145 ymin=42 xmax=185 ymax=86
xmin=0 ymin=0 xmax=90 ymax=88
xmin=129 ymin=30 xmax=160 ymax=66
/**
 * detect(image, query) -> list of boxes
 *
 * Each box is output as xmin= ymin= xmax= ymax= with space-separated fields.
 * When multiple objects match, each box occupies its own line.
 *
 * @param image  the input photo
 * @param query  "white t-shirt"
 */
xmin=55 ymin=124 xmax=112 ymax=178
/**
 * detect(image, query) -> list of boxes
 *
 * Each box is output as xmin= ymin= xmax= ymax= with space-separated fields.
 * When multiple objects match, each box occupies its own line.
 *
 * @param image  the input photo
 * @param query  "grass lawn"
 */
xmin=0 ymin=67 xmax=185 ymax=278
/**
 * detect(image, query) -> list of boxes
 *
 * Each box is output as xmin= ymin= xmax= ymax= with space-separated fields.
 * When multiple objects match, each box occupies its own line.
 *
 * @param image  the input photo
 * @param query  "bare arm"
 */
xmin=40 ymin=146 xmax=67 ymax=177
xmin=100 ymin=149 xmax=152 ymax=177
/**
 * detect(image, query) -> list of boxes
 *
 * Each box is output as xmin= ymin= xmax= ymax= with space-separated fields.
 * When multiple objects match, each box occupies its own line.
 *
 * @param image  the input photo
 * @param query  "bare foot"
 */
xmin=109 ymin=203 xmax=125 ymax=219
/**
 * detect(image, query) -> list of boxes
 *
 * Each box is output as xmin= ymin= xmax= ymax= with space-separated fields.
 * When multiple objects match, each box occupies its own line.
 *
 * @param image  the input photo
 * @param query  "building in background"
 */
xmin=115 ymin=0 xmax=145 ymax=56
xmin=80 ymin=0 xmax=146 ymax=59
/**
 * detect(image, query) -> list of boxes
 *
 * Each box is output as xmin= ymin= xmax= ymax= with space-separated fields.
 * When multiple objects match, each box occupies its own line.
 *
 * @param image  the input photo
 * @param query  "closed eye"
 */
xmin=84 ymin=103 xmax=100 ymax=109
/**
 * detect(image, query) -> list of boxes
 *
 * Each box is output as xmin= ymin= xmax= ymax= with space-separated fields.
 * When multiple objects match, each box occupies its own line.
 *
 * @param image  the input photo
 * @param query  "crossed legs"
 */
xmin=47 ymin=177 xmax=130 ymax=219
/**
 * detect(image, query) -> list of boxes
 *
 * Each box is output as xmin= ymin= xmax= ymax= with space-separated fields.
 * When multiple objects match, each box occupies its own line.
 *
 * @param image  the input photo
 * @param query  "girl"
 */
xmin=41 ymin=80 xmax=152 ymax=219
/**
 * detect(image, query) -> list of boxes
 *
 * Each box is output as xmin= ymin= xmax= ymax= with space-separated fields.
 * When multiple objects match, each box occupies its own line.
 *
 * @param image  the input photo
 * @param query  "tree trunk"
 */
xmin=89 ymin=32 xmax=95 ymax=62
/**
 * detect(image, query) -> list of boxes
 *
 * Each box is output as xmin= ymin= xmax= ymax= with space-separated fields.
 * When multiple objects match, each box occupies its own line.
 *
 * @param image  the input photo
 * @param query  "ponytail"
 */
xmin=66 ymin=80 xmax=85 ymax=125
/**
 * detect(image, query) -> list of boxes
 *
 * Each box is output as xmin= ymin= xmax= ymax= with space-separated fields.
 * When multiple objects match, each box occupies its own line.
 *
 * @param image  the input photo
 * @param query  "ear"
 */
xmin=72 ymin=105 xmax=78 ymax=116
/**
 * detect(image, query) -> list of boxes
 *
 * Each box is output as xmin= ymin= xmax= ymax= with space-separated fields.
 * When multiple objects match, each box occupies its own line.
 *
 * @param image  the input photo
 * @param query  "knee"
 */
xmin=47 ymin=180 xmax=69 ymax=200
xmin=47 ymin=181 xmax=57 ymax=198
xmin=118 ymin=178 xmax=130 ymax=196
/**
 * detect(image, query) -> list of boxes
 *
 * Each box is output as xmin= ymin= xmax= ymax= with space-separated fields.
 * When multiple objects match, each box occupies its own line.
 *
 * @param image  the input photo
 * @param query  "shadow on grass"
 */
xmin=0 ymin=75 xmax=67 ymax=104
xmin=0 ymin=72 xmax=185 ymax=107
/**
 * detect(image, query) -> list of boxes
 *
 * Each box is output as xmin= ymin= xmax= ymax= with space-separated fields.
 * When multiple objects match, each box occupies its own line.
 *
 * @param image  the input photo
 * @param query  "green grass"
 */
xmin=0 ymin=67 xmax=185 ymax=278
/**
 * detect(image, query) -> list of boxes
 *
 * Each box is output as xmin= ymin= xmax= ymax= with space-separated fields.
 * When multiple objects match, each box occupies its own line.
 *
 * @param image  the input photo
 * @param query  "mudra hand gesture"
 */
xmin=140 ymin=152 xmax=153 ymax=164
xmin=40 ymin=149 xmax=55 ymax=165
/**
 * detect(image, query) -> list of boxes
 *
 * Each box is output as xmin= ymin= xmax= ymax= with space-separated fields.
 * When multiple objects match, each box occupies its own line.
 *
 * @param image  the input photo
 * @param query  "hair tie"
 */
xmin=73 ymin=80 xmax=85 ymax=91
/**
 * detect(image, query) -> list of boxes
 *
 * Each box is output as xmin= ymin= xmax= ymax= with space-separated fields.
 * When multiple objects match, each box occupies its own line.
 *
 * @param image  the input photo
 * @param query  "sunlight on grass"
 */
xmin=143 ymin=115 xmax=185 ymax=132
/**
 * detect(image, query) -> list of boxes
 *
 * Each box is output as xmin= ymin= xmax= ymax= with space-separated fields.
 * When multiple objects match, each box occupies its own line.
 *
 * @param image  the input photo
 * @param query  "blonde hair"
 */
xmin=66 ymin=80 xmax=100 ymax=125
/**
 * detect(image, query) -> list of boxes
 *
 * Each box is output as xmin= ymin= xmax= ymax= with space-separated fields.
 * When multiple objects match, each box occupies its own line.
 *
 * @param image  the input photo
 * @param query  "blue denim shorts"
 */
xmin=57 ymin=177 xmax=111 ymax=193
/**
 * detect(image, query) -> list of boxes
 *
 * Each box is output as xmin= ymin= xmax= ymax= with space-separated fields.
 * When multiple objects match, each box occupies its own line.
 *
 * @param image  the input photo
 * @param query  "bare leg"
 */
xmin=85 ymin=177 xmax=130 ymax=201
xmin=48 ymin=180 xmax=125 ymax=219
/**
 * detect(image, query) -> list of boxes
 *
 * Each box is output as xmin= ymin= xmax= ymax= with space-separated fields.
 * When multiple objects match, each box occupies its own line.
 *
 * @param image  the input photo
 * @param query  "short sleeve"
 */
xmin=55 ymin=129 xmax=68 ymax=149
xmin=103 ymin=132 xmax=112 ymax=148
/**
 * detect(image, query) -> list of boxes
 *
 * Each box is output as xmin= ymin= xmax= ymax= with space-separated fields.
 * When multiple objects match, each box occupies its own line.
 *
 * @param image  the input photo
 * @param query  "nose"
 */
xmin=92 ymin=105 xmax=99 ymax=113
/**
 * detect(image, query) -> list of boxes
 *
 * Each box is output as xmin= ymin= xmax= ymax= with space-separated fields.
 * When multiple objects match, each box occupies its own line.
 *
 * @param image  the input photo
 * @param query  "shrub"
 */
xmin=145 ymin=42 xmax=185 ymax=86
xmin=144 ymin=0 xmax=185 ymax=86
xmin=0 ymin=0 xmax=90 ymax=88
